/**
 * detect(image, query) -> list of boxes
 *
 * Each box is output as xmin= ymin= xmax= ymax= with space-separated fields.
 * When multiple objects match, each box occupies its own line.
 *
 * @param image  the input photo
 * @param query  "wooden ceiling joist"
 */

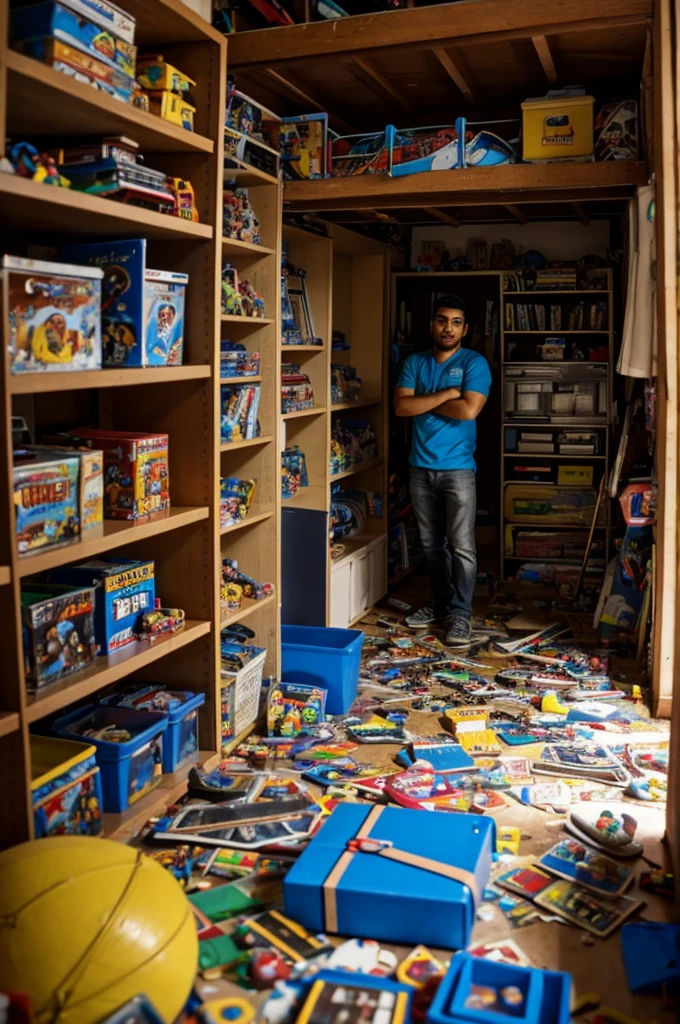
xmin=345 ymin=57 xmax=414 ymax=116
xmin=431 ymin=47 xmax=478 ymax=105
xmin=571 ymin=201 xmax=591 ymax=225
xmin=228 ymin=0 xmax=652 ymax=70
xmin=424 ymin=207 xmax=461 ymax=227
xmin=260 ymin=68 xmax=355 ymax=134
xmin=531 ymin=35 xmax=559 ymax=84
xmin=504 ymin=203 xmax=528 ymax=224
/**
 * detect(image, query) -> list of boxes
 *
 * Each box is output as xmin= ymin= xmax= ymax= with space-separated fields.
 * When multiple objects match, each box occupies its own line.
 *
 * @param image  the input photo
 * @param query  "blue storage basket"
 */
xmin=100 ymin=686 xmax=205 ymax=773
xmin=280 ymin=625 xmax=364 ymax=714
xmin=53 ymin=705 xmax=168 ymax=813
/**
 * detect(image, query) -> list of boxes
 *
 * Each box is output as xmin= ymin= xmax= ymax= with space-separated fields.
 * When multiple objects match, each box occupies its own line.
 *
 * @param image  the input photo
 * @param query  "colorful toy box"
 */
xmin=26 ymin=444 xmax=104 ymax=537
xmin=3 ymin=255 xmax=103 ymax=374
xmin=21 ymin=583 xmax=97 ymax=690
xmin=595 ymin=99 xmax=639 ymax=161
xmin=10 ymin=0 xmax=136 ymax=44
xmin=30 ymin=735 xmax=103 ymax=838
xmin=504 ymin=484 xmax=602 ymax=527
xmin=16 ymin=37 xmax=134 ymax=102
xmin=284 ymin=803 xmax=495 ymax=949
xmin=53 ymin=704 xmax=168 ymax=812
xmin=50 ymin=558 xmax=155 ymax=654
xmin=521 ymin=93 xmax=595 ymax=162
xmin=45 ymin=428 xmax=170 ymax=519
xmin=267 ymin=681 xmax=326 ymax=738
xmin=136 ymin=54 xmax=195 ymax=94
xmin=100 ymin=685 xmax=205 ymax=772
xmin=274 ymin=114 xmax=329 ymax=180
xmin=426 ymin=952 xmax=571 ymax=1024
xmin=13 ymin=449 xmax=81 ymax=556
xmin=10 ymin=1 xmax=137 ymax=78
xmin=147 ymin=90 xmax=196 ymax=132
xmin=62 ymin=239 xmax=188 ymax=367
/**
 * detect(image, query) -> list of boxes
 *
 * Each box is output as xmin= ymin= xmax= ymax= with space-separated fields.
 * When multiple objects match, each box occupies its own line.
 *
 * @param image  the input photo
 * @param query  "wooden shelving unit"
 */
xmin=280 ymin=222 xmax=389 ymax=629
xmin=0 ymin=0 xmax=279 ymax=848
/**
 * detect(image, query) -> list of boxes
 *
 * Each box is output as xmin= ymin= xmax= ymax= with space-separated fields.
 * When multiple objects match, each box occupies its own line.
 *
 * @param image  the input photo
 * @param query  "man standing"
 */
xmin=393 ymin=294 xmax=492 ymax=647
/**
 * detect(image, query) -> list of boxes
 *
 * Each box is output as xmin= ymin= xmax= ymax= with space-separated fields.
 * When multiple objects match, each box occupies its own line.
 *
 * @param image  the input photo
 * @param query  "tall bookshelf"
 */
xmin=0 ymin=0 xmax=280 ymax=849
xmin=280 ymin=223 xmax=389 ymax=629
xmin=500 ymin=269 xmax=614 ymax=587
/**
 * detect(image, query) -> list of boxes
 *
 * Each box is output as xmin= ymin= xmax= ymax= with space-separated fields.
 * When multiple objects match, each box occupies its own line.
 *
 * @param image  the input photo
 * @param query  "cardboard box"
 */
xmin=3 ymin=255 xmax=103 ymax=374
xmin=16 ymin=37 xmax=134 ymax=102
xmin=283 ymin=803 xmax=495 ymax=949
xmin=13 ymin=450 xmax=81 ymax=556
xmin=11 ymin=1 xmax=137 ymax=77
xmin=27 ymin=445 xmax=104 ymax=535
xmin=522 ymin=94 xmax=594 ymax=162
xmin=21 ymin=583 xmax=97 ymax=689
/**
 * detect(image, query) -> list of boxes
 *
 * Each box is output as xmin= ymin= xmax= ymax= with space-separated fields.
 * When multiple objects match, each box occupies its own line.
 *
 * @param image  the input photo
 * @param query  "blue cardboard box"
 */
xmin=62 ymin=239 xmax=188 ymax=367
xmin=426 ymin=953 xmax=571 ymax=1024
xmin=50 ymin=558 xmax=155 ymax=654
xmin=283 ymin=803 xmax=495 ymax=950
xmin=11 ymin=1 xmax=137 ymax=77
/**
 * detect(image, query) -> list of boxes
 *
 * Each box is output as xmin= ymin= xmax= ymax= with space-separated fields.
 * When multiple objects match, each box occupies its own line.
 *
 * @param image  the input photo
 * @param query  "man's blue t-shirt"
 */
xmin=397 ymin=347 xmax=492 ymax=471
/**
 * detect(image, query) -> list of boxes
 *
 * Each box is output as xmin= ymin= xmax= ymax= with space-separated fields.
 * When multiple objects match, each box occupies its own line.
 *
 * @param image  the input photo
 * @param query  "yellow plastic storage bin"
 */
xmin=521 ymin=95 xmax=595 ymax=162
xmin=31 ymin=735 xmax=103 ymax=838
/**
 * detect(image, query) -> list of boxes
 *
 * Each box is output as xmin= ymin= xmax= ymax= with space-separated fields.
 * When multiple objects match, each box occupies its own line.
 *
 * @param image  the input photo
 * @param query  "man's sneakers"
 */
xmin=404 ymin=605 xmax=439 ymax=629
xmin=444 ymin=615 xmax=472 ymax=648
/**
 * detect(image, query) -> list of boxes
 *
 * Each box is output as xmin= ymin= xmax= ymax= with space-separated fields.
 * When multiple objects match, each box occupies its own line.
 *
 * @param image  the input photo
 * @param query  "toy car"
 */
xmin=140 ymin=599 xmax=185 ymax=637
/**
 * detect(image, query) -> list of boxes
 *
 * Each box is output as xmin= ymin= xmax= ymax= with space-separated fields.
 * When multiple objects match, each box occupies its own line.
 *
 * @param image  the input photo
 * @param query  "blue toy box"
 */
xmin=283 ymin=803 xmax=495 ymax=949
xmin=50 ymin=558 xmax=155 ymax=654
xmin=30 ymin=735 xmax=104 ymax=838
xmin=100 ymin=685 xmax=205 ymax=772
xmin=62 ymin=239 xmax=188 ymax=367
xmin=426 ymin=952 xmax=571 ymax=1024
xmin=280 ymin=625 xmax=363 ymax=715
xmin=53 ymin=704 xmax=168 ymax=813
xmin=11 ymin=1 xmax=137 ymax=78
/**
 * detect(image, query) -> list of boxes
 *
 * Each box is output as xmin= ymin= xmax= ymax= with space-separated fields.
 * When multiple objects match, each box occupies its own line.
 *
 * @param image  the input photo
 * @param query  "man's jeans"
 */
xmin=409 ymin=467 xmax=477 ymax=620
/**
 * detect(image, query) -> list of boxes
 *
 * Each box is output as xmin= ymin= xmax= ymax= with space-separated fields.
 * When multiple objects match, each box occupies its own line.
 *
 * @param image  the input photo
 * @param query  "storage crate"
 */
xmin=100 ymin=686 xmax=205 ymax=772
xmin=30 ymin=735 xmax=103 ymax=838
xmin=221 ymin=647 xmax=267 ymax=747
xmin=53 ymin=705 xmax=168 ymax=813
xmin=281 ymin=625 xmax=364 ymax=714
xmin=521 ymin=95 xmax=594 ymax=162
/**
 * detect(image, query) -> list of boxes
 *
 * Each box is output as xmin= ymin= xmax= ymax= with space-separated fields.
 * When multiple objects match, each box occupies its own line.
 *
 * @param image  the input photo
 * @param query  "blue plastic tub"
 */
xmin=53 ymin=705 xmax=168 ymax=813
xmin=281 ymin=625 xmax=364 ymax=714
xmin=100 ymin=686 xmax=205 ymax=772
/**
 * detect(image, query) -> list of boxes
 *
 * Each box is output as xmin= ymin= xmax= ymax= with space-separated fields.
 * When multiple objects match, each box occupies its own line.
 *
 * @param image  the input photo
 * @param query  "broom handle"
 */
xmin=574 ymin=475 xmax=606 ymax=600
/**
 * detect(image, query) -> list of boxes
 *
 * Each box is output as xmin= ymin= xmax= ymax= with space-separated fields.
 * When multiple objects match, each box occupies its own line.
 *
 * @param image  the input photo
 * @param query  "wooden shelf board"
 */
xmin=331 ymin=534 xmax=383 ymax=568
xmin=5 ymin=51 xmax=214 ymax=155
xmin=25 ymin=620 xmax=211 ymax=723
xmin=0 ymin=174 xmax=214 ymax=240
xmin=504 ymin=291 xmax=612 ymax=296
xmin=0 ymin=712 xmax=20 ymax=739
xmin=103 ymin=749 xmax=221 ymax=842
xmin=220 ymin=434 xmax=274 ymax=452
xmin=283 ymin=163 xmax=648 ymax=213
xmin=220 ymin=510 xmax=274 ymax=535
xmin=504 ymin=454 xmax=607 ymax=460
xmin=17 ymin=507 xmax=209 ymax=578
xmin=118 ymin=0 xmax=224 ymax=46
xmin=0 ymin=566 xmax=11 ymax=586
xmin=503 ymin=362 xmax=609 ymax=366
xmin=220 ymin=375 xmax=262 ymax=385
xmin=221 ymin=723 xmax=258 ymax=756
xmin=504 ymin=555 xmax=604 ymax=564
xmin=281 ymin=345 xmax=326 ymax=352
xmin=504 ymin=331 xmax=610 ymax=335
xmin=330 ymin=456 xmax=383 ymax=482
xmin=281 ymin=487 xmax=326 ymax=510
xmin=282 ymin=406 xmax=327 ymax=420
xmin=220 ymin=592 xmax=277 ymax=629
xmin=221 ymin=314 xmax=274 ymax=325
xmin=331 ymin=397 xmax=381 ymax=411
xmin=504 ymin=420 xmax=608 ymax=427
xmin=221 ymin=236 xmax=276 ymax=256
xmin=225 ymin=165 xmax=280 ymax=187
xmin=10 ymin=365 xmax=211 ymax=395
xmin=504 ymin=523 xmax=608 ymax=531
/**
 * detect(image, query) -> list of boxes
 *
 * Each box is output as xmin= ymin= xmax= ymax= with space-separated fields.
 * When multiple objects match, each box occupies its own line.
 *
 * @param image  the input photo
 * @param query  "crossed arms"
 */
xmin=393 ymin=385 xmax=487 ymax=421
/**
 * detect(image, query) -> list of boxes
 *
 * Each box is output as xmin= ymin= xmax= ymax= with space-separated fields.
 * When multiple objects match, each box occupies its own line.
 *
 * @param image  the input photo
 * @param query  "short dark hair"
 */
xmin=432 ymin=294 xmax=467 ymax=320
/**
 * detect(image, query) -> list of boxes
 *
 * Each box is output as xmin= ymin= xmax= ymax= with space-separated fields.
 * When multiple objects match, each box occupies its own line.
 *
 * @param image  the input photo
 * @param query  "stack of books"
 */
xmin=535 ymin=267 xmax=578 ymax=290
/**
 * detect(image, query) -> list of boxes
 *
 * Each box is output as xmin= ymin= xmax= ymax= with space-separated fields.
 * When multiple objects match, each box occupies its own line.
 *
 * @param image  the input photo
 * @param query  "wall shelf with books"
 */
xmin=500 ymin=269 xmax=614 ymax=602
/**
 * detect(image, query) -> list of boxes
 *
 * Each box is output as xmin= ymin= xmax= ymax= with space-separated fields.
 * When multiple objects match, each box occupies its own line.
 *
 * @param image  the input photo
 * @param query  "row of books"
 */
xmin=506 ymin=301 xmax=608 ymax=331
xmin=509 ymin=529 xmax=604 ymax=560
xmin=504 ymin=268 xmax=578 ymax=292
xmin=220 ymin=384 xmax=261 ymax=443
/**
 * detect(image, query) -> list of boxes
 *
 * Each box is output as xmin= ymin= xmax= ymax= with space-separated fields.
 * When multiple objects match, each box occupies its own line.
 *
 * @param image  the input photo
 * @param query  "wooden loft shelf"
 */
xmin=220 ymin=510 xmax=274 ymax=536
xmin=10 ymin=366 xmax=211 ymax=395
xmin=17 ymin=507 xmax=209 ymax=578
xmin=222 ymin=237 xmax=277 ymax=257
xmin=220 ymin=592 xmax=277 ymax=629
xmin=25 ymin=621 xmax=211 ymax=723
xmin=220 ymin=434 xmax=274 ymax=452
xmin=5 ymin=52 xmax=214 ymax=154
xmin=225 ymin=166 xmax=280 ymax=187
xmin=221 ymin=314 xmax=275 ymax=325
xmin=0 ymin=175 xmax=213 ymax=240
xmin=283 ymin=163 xmax=648 ymax=213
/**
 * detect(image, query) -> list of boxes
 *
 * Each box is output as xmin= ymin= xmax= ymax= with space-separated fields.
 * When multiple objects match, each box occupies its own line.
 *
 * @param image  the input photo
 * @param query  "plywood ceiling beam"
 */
xmin=228 ymin=0 xmax=652 ymax=69
xmin=345 ymin=57 xmax=414 ymax=115
xmin=571 ymin=202 xmax=591 ymax=225
xmin=504 ymin=204 xmax=528 ymax=224
xmin=261 ymin=68 xmax=355 ymax=134
xmin=424 ymin=207 xmax=460 ymax=227
xmin=431 ymin=47 xmax=478 ymax=105
xmin=531 ymin=35 xmax=559 ymax=84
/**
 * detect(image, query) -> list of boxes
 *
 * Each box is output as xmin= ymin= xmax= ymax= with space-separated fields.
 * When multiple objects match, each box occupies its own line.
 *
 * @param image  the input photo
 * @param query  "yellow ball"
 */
xmin=0 ymin=836 xmax=198 ymax=1024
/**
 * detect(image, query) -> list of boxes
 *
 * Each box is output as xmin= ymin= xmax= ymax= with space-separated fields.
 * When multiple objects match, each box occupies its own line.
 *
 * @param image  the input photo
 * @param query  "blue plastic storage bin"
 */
xmin=426 ymin=952 xmax=571 ymax=1024
xmin=100 ymin=686 xmax=206 ymax=772
xmin=53 ymin=705 xmax=168 ymax=813
xmin=281 ymin=625 xmax=364 ymax=714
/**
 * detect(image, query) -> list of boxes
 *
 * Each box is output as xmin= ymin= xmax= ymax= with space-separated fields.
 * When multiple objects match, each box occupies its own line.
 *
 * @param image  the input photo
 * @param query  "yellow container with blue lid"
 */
xmin=521 ymin=95 xmax=595 ymax=162
xmin=30 ymin=735 xmax=103 ymax=838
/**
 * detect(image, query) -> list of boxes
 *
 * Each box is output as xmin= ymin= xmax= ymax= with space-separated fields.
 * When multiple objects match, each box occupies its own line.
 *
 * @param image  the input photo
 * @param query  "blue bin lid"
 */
xmin=52 ymin=704 xmax=168 ymax=760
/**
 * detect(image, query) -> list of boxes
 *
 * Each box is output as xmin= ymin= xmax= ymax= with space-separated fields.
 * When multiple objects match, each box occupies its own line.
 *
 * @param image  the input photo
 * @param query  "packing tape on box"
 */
xmin=322 ymin=804 xmax=480 ymax=932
